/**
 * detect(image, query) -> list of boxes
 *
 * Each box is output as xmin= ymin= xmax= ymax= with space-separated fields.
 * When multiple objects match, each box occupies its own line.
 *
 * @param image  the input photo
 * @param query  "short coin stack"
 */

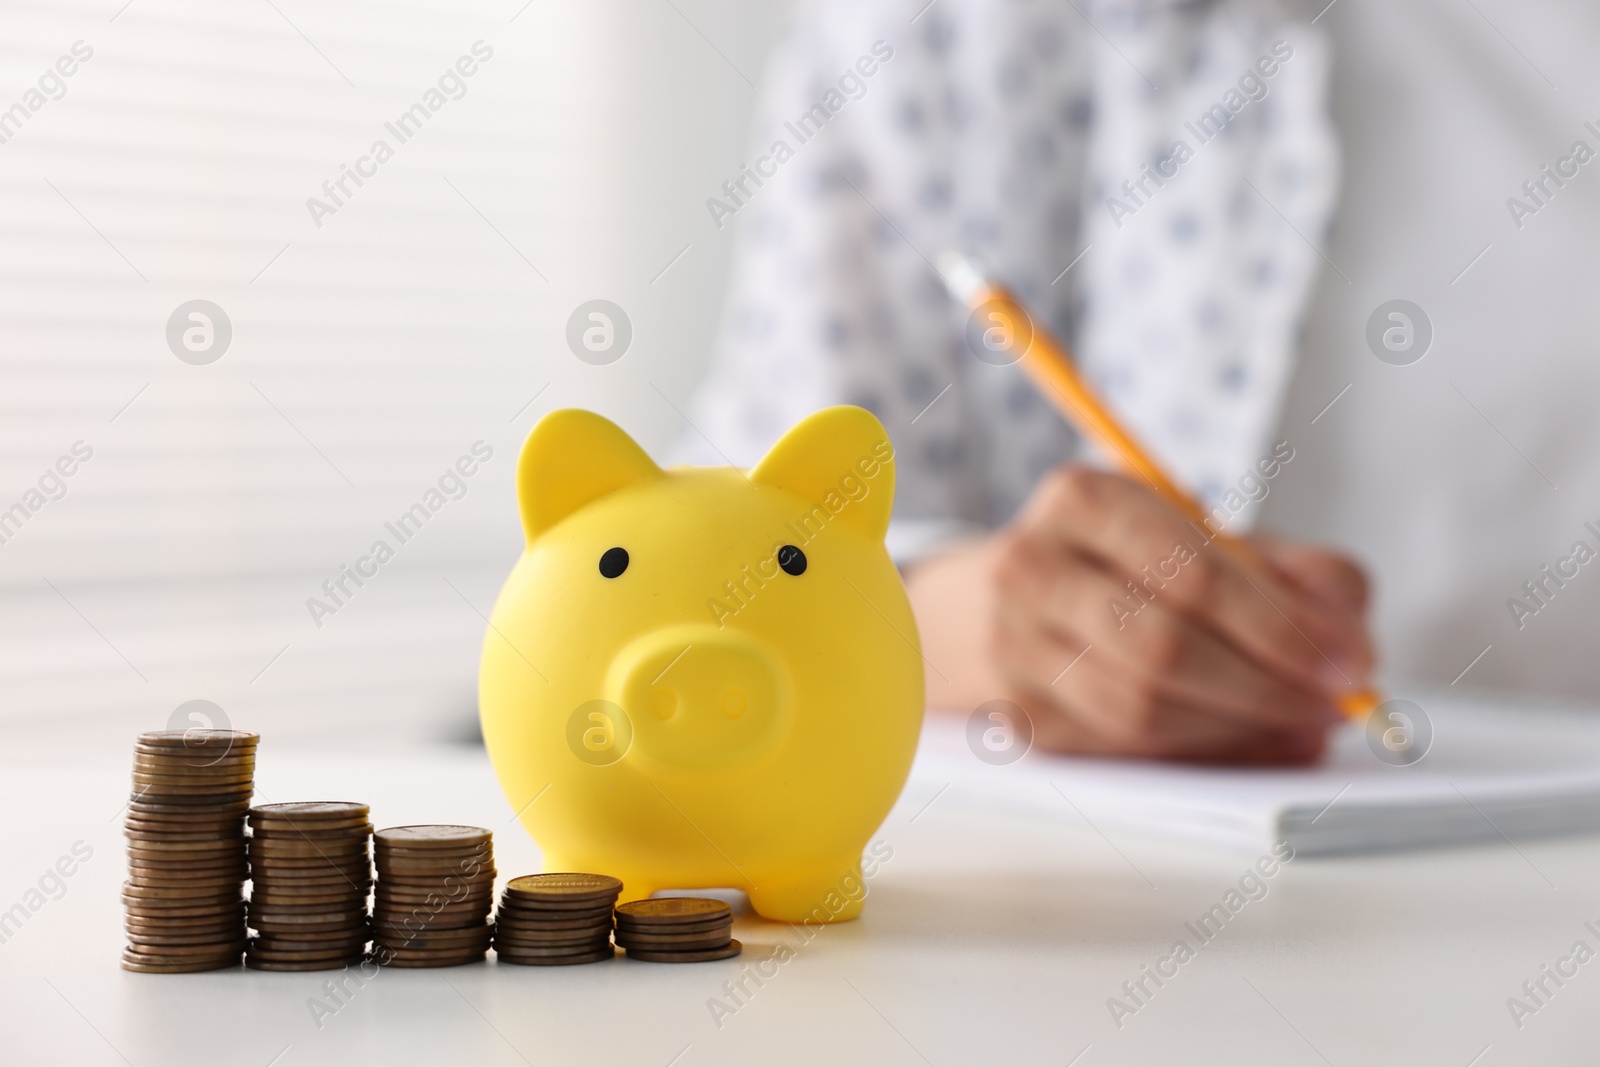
xmin=122 ymin=730 xmax=257 ymax=973
xmin=614 ymin=898 xmax=741 ymax=962
xmin=246 ymin=802 xmax=373 ymax=972
xmin=372 ymin=825 xmax=495 ymax=967
xmin=492 ymin=874 xmax=621 ymax=966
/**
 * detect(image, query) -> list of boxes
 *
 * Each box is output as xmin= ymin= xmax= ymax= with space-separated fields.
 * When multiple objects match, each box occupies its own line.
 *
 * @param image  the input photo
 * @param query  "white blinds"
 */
xmin=0 ymin=0 xmax=785 ymax=747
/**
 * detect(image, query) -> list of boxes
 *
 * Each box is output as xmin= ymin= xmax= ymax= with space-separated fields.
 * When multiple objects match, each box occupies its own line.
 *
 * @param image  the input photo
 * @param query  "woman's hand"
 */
xmin=906 ymin=465 xmax=1375 ymax=764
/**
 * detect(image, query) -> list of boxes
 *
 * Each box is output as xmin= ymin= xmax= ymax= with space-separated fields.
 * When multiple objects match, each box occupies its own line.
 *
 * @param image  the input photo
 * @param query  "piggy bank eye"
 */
xmin=777 ymin=545 xmax=806 ymax=576
xmin=598 ymin=547 xmax=629 ymax=578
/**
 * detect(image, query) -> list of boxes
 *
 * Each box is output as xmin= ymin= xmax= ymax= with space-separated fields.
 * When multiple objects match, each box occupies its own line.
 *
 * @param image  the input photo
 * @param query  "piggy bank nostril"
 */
xmin=652 ymin=689 xmax=678 ymax=720
xmin=722 ymin=689 xmax=748 ymax=719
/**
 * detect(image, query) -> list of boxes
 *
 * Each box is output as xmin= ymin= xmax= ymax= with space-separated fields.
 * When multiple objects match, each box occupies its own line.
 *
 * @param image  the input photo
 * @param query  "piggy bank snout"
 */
xmin=607 ymin=626 xmax=792 ymax=771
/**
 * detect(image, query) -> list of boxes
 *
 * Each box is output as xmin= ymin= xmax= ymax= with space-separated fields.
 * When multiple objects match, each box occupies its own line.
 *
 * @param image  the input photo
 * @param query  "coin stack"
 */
xmin=491 ymin=874 xmax=621 ymax=966
xmin=613 ymin=898 xmax=741 ymax=962
xmin=371 ymin=825 xmax=495 ymax=967
xmin=245 ymin=802 xmax=373 ymax=972
xmin=122 ymin=730 xmax=257 ymax=973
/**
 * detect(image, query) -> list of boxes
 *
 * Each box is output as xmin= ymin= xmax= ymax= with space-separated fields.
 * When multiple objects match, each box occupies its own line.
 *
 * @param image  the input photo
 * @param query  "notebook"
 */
xmin=909 ymin=691 xmax=1600 ymax=855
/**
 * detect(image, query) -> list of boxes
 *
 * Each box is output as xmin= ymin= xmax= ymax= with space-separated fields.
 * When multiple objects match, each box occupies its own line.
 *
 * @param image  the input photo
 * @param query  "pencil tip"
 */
xmin=935 ymin=250 xmax=987 ymax=305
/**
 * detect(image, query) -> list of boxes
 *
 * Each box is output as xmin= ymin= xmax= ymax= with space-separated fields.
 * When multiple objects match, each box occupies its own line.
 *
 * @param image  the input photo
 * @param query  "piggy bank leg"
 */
xmin=747 ymin=859 xmax=865 ymax=923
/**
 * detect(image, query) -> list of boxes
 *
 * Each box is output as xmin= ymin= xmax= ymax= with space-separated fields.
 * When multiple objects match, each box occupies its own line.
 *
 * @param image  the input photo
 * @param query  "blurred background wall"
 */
xmin=1 ymin=0 xmax=792 ymax=748
xmin=3 ymin=0 xmax=1596 ymax=752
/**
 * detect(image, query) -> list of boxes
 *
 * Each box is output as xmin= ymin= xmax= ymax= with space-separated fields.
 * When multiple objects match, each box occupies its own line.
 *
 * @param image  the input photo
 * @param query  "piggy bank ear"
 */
xmin=517 ymin=409 xmax=662 ymax=543
xmin=749 ymin=406 xmax=896 ymax=542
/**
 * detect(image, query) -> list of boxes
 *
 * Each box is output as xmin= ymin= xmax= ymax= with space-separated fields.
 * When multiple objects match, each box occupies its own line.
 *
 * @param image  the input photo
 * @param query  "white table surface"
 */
xmin=3 ymin=741 xmax=1598 ymax=1067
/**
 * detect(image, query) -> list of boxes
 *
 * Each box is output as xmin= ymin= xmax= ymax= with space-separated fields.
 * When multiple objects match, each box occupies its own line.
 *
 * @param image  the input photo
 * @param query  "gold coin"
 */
xmin=123 ymin=937 xmax=246 ymax=957
xmin=615 ymin=898 xmax=731 ymax=924
xmin=373 ymin=825 xmax=490 ymax=849
xmin=250 ymin=801 xmax=369 ymax=820
xmin=248 ymin=944 xmax=368 ymax=963
xmin=244 ymin=954 xmax=365 ymax=972
xmin=613 ymin=913 xmax=733 ymax=932
xmin=623 ymin=939 xmax=742 ymax=963
xmin=493 ymin=946 xmax=614 ymax=966
xmin=615 ymin=932 xmax=732 ymax=952
xmin=503 ymin=873 xmax=622 ymax=903
xmin=137 ymin=729 xmax=258 ymax=746
xmin=493 ymin=915 xmax=612 ymax=934
xmin=493 ymin=931 xmax=611 ymax=950
xmin=250 ymin=939 xmax=369 ymax=957
xmin=374 ymin=928 xmax=491 ymax=951
xmin=376 ymin=951 xmax=487 ymax=968
xmin=494 ymin=895 xmax=610 ymax=915
xmin=122 ymin=952 xmax=240 ymax=973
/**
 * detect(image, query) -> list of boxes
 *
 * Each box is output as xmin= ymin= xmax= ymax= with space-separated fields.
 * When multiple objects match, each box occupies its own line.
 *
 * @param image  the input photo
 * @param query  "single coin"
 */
xmin=251 ymin=917 xmax=370 ymax=932
xmin=138 ymin=729 xmax=258 ymax=745
xmin=248 ymin=911 xmax=368 ymax=927
xmin=249 ymin=831 xmax=371 ymax=844
xmin=374 ymin=932 xmax=493 ymax=954
xmin=129 ymin=771 xmax=254 ymax=790
xmin=249 ymin=822 xmax=372 ymax=839
xmin=245 ymin=954 xmax=365 ymax=972
xmin=124 ymin=905 xmax=243 ymax=921
xmin=125 ymin=824 xmax=245 ymax=838
xmin=375 ymin=886 xmax=493 ymax=904
xmin=126 ymin=874 xmax=247 ymax=891
xmin=489 ymin=927 xmax=608 ymax=947
xmin=374 ymin=901 xmax=493 ymax=918
xmin=249 ymin=836 xmax=369 ymax=853
xmin=122 ymin=880 xmax=242 ymax=898
xmin=372 ymin=913 xmax=491 ymax=936
xmin=504 ymin=873 xmax=622 ymax=902
xmin=493 ymin=895 xmax=609 ymax=914
xmin=125 ymin=814 xmax=246 ymax=830
xmin=624 ymin=939 xmax=742 ymax=963
xmin=376 ymin=857 xmax=495 ymax=871
xmin=374 ymin=906 xmax=491 ymax=924
xmin=122 ymin=938 xmax=246 ymax=958
xmin=124 ymin=896 xmax=244 ymax=914
xmin=376 ymin=951 xmax=487 ymax=968
xmin=251 ymin=866 xmax=371 ymax=880
xmin=124 ymin=927 xmax=244 ymax=947
xmin=250 ymin=892 xmax=367 ymax=909
xmin=248 ymin=944 xmax=369 ymax=963
xmin=615 ymin=898 xmax=731 ymax=924
xmin=615 ymin=933 xmax=733 ymax=952
xmin=125 ymin=935 xmax=247 ymax=955
xmin=126 ymin=849 xmax=245 ymax=865
xmin=494 ymin=946 xmax=615 ymax=966
xmin=133 ymin=746 xmax=255 ymax=762
xmin=129 ymin=796 xmax=253 ymax=811
xmin=122 ymin=952 xmax=241 ymax=973
xmin=376 ymin=875 xmax=495 ymax=892
xmin=250 ymin=942 xmax=369 ymax=959
xmin=494 ymin=913 xmax=613 ymax=933
xmin=132 ymin=766 xmax=255 ymax=783
xmin=125 ymin=862 xmax=246 ymax=877
xmin=614 ymin=916 xmax=732 ymax=936
xmin=246 ymin=844 xmax=368 ymax=863
xmin=373 ymin=825 xmax=491 ymax=850
xmin=251 ymin=801 xmax=369 ymax=819
xmin=126 ymin=920 xmax=246 ymax=939
xmin=250 ymin=898 xmax=370 ymax=916
xmin=123 ymin=834 xmax=244 ymax=850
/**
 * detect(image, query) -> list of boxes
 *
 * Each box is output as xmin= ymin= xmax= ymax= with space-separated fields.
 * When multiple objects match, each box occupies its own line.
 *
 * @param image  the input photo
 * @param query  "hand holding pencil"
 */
xmin=900 ymin=254 xmax=1378 ymax=763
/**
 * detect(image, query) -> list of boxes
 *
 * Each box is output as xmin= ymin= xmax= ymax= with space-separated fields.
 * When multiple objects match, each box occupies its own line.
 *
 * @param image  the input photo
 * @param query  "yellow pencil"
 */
xmin=936 ymin=252 xmax=1379 ymax=720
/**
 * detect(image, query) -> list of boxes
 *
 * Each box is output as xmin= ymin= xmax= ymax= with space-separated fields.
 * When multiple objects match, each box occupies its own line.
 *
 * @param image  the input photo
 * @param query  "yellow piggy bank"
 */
xmin=478 ymin=405 xmax=923 ymax=922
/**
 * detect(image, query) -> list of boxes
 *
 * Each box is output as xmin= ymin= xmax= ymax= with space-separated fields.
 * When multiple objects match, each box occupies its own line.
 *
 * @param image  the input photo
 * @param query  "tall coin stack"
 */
xmin=492 ymin=874 xmax=621 ymax=966
xmin=122 ymin=730 xmax=257 ymax=973
xmin=371 ymin=825 xmax=495 ymax=967
xmin=613 ymin=898 xmax=741 ymax=962
xmin=246 ymin=802 xmax=373 ymax=972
